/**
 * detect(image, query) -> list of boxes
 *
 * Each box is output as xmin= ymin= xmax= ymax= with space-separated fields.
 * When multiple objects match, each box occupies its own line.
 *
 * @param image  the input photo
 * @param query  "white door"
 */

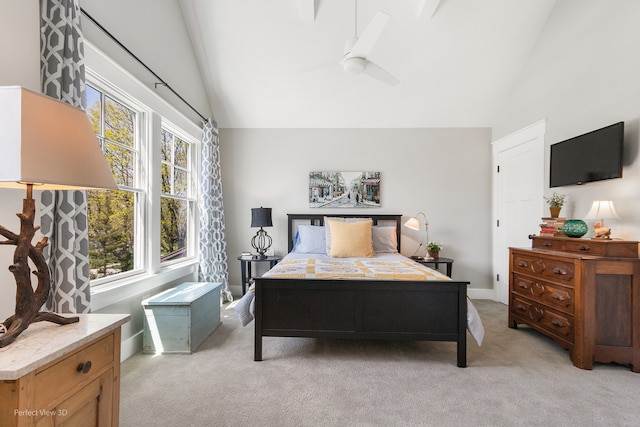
xmin=492 ymin=120 xmax=545 ymax=304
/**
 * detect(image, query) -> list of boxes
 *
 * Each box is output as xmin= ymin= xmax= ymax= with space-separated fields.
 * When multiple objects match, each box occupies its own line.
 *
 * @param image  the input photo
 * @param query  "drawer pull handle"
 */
xmin=518 ymin=282 xmax=528 ymax=289
xmin=551 ymin=319 xmax=564 ymax=328
xmin=552 ymin=293 xmax=565 ymax=301
xmin=516 ymin=304 xmax=527 ymax=312
xmin=77 ymin=361 xmax=92 ymax=374
xmin=518 ymin=261 xmax=528 ymax=268
xmin=543 ymin=242 xmax=552 ymax=247
xmin=579 ymin=245 xmax=591 ymax=251
xmin=553 ymin=268 xmax=567 ymax=275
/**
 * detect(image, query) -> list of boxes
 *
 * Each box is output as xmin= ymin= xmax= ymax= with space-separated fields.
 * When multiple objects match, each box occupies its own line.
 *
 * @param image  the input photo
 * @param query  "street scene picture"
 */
xmin=309 ymin=171 xmax=381 ymax=208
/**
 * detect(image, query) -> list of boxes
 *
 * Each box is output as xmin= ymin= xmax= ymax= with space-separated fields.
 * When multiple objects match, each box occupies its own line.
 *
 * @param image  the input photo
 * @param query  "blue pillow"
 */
xmin=293 ymin=225 xmax=326 ymax=254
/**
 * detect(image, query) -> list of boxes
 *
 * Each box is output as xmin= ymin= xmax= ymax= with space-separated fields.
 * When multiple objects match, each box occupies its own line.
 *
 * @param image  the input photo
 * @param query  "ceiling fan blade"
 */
xmin=363 ymin=60 xmax=399 ymax=86
xmin=349 ymin=11 xmax=390 ymax=58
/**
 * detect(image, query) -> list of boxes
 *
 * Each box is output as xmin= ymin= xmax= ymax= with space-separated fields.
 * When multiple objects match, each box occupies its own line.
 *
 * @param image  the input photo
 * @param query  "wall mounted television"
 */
xmin=550 ymin=121 xmax=624 ymax=187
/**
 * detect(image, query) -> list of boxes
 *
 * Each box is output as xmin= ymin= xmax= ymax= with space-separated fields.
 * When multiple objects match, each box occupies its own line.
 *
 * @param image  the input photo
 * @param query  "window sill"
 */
xmin=90 ymin=260 xmax=199 ymax=312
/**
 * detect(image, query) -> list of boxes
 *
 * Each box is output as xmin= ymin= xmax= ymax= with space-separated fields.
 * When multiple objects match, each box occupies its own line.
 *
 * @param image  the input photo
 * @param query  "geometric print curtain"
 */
xmin=198 ymin=119 xmax=233 ymax=302
xmin=40 ymin=0 xmax=92 ymax=313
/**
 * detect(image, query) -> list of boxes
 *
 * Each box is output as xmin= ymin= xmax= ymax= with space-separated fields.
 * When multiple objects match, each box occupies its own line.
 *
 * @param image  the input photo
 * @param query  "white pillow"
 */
xmin=324 ymin=216 xmax=371 ymax=255
xmin=293 ymin=225 xmax=326 ymax=253
xmin=372 ymin=226 xmax=398 ymax=253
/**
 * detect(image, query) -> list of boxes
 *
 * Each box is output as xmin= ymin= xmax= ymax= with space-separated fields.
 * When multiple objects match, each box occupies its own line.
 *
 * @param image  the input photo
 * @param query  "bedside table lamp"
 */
xmin=584 ymin=200 xmax=619 ymax=239
xmin=404 ymin=212 xmax=430 ymax=260
xmin=0 ymin=86 xmax=117 ymax=347
xmin=251 ymin=207 xmax=273 ymax=259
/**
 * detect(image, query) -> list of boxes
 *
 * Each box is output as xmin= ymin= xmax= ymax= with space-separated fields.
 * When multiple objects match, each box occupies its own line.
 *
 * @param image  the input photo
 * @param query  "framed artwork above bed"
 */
xmin=309 ymin=171 xmax=380 ymax=208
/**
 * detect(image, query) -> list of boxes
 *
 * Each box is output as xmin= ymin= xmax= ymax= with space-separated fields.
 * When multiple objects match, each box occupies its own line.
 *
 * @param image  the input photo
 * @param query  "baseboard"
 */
xmin=121 ymin=330 xmax=143 ymax=361
xmin=468 ymin=288 xmax=496 ymax=301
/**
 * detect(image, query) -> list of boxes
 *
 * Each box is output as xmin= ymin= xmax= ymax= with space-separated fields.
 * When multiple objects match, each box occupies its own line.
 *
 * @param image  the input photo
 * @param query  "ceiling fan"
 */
xmin=341 ymin=1 xmax=399 ymax=85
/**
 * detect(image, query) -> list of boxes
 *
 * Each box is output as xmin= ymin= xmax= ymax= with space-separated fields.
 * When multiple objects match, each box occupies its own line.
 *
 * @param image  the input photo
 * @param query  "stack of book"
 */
xmin=539 ymin=217 xmax=566 ymax=237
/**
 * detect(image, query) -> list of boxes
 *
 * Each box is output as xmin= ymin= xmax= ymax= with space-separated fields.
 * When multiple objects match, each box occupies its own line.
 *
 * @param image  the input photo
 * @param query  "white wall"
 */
xmin=220 ymin=128 xmax=494 ymax=298
xmin=0 ymin=0 xmax=40 ymax=320
xmin=494 ymin=0 xmax=640 ymax=240
xmin=79 ymin=0 xmax=213 ymax=123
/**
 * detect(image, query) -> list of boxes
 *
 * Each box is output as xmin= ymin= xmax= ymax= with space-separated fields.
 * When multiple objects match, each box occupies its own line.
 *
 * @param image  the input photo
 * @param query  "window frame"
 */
xmin=159 ymin=120 xmax=199 ymax=266
xmin=85 ymin=68 xmax=200 ymax=291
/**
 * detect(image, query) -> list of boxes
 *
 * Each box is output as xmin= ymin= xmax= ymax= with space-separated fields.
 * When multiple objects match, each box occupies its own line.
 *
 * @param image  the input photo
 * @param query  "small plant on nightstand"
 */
xmin=427 ymin=241 xmax=442 ymax=259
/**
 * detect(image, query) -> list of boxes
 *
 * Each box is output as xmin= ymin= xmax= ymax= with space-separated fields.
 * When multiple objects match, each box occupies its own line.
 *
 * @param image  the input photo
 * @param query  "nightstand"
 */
xmin=237 ymin=255 xmax=283 ymax=294
xmin=413 ymin=257 xmax=454 ymax=277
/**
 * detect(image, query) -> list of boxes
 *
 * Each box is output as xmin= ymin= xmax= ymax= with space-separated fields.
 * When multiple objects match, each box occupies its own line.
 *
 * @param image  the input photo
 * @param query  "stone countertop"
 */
xmin=0 ymin=313 xmax=130 ymax=380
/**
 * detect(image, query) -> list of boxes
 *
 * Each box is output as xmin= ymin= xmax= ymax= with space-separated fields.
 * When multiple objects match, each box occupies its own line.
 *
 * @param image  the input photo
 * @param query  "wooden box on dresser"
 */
xmin=509 ymin=235 xmax=640 ymax=372
xmin=0 ymin=314 xmax=130 ymax=426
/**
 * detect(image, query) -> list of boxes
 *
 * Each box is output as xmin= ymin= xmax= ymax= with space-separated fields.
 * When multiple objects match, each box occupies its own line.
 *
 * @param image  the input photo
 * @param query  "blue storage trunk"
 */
xmin=142 ymin=282 xmax=221 ymax=354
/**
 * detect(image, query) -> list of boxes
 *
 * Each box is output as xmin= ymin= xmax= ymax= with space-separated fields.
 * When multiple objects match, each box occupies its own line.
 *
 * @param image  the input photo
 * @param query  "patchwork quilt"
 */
xmin=262 ymin=256 xmax=451 ymax=281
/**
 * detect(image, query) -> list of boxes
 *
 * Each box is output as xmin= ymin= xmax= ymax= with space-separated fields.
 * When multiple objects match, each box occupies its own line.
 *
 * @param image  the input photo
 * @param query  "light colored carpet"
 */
xmin=120 ymin=300 xmax=640 ymax=427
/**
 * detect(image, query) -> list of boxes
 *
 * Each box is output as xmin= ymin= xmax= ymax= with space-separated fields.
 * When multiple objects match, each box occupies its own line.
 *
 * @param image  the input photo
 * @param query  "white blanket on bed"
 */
xmin=234 ymin=283 xmax=256 ymax=327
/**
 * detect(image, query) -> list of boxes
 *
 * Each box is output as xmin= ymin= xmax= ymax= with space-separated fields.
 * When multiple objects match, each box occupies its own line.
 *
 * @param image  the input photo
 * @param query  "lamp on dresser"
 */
xmin=250 ymin=207 xmax=273 ymax=258
xmin=0 ymin=86 xmax=117 ymax=347
xmin=584 ymin=200 xmax=619 ymax=239
xmin=404 ymin=212 xmax=430 ymax=260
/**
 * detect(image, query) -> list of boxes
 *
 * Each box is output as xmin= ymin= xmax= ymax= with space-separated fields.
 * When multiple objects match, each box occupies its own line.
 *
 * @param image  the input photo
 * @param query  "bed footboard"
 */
xmin=254 ymin=278 xmax=468 ymax=367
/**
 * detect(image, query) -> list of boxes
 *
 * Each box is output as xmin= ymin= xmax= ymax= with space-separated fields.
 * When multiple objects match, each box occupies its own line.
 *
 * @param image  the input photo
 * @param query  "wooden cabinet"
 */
xmin=0 ymin=314 xmax=130 ymax=426
xmin=509 ymin=237 xmax=640 ymax=372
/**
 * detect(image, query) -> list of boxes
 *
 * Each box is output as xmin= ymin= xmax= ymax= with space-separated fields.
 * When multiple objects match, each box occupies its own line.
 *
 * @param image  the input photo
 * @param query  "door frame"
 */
xmin=492 ymin=119 xmax=546 ymax=303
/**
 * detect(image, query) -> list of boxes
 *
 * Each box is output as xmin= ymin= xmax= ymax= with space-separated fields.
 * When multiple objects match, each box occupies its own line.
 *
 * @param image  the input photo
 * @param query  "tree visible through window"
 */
xmin=86 ymin=84 xmax=139 ymax=280
xmin=160 ymin=129 xmax=193 ymax=263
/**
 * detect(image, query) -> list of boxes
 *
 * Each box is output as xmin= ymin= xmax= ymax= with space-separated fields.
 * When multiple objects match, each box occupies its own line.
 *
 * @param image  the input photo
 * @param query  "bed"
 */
xmin=252 ymin=213 xmax=478 ymax=367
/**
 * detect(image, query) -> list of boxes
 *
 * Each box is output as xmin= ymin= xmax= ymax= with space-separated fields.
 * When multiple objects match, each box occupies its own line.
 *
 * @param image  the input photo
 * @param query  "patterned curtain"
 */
xmin=199 ymin=120 xmax=233 ymax=302
xmin=40 ymin=0 xmax=92 ymax=313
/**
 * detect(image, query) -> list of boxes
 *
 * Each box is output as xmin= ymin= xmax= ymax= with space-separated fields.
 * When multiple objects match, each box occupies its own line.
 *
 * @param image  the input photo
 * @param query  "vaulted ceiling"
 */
xmin=180 ymin=0 xmax=557 ymax=128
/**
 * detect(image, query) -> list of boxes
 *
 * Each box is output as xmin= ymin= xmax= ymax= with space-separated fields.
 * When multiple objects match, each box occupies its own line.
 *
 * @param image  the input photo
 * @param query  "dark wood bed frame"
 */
xmin=253 ymin=213 xmax=470 ymax=367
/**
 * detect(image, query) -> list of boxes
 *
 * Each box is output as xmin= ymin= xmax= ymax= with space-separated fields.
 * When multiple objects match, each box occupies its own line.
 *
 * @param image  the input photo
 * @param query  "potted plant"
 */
xmin=427 ymin=241 xmax=442 ymax=259
xmin=544 ymin=192 xmax=567 ymax=218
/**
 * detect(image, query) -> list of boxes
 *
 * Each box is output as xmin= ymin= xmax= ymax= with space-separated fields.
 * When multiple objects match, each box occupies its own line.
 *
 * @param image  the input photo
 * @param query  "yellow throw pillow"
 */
xmin=327 ymin=219 xmax=374 ymax=258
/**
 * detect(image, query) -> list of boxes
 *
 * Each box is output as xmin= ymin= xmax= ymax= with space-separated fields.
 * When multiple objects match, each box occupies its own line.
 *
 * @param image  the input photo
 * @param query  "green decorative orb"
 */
xmin=562 ymin=219 xmax=588 ymax=238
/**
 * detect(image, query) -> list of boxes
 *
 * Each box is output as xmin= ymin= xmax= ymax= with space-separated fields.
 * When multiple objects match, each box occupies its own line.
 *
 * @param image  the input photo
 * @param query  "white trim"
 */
xmin=468 ymin=288 xmax=496 ymax=301
xmin=84 ymin=41 xmax=203 ymax=138
xmin=491 ymin=119 xmax=546 ymax=304
xmin=121 ymin=330 xmax=143 ymax=361
xmin=91 ymin=261 xmax=198 ymax=312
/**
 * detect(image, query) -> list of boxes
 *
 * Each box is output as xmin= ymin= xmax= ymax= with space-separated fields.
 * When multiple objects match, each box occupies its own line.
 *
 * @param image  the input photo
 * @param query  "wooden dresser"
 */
xmin=509 ymin=236 xmax=640 ymax=372
xmin=0 ymin=314 xmax=130 ymax=426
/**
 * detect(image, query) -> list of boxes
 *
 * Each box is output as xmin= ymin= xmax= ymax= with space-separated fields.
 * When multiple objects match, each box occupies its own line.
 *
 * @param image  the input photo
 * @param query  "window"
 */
xmin=160 ymin=128 xmax=196 ymax=263
xmin=84 ymin=77 xmax=198 ymax=286
xmin=86 ymin=83 xmax=143 ymax=281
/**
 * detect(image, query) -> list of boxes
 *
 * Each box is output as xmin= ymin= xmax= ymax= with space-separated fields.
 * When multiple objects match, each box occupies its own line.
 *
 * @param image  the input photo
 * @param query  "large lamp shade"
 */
xmin=0 ymin=86 xmax=117 ymax=190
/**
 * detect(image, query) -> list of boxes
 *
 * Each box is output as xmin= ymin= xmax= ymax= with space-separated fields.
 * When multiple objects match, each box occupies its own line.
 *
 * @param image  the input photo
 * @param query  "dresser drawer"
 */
xmin=532 ymin=238 xmax=564 ymax=251
xmin=512 ymin=274 xmax=574 ymax=314
xmin=511 ymin=253 xmax=575 ymax=284
xmin=563 ymin=240 xmax=607 ymax=256
xmin=531 ymin=236 xmax=639 ymax=257
xmin=33 ymin=334 xmax=114 ymax=409
xmin=538 ymin=306 xmax=573 ymax=341
xmin=510 ymin=295 xmax=573 ymax=342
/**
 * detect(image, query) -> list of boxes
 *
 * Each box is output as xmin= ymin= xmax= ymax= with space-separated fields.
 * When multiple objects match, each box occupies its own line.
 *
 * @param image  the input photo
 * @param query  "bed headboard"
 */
xmin=286 ymin=213 xmax=403 ymax=253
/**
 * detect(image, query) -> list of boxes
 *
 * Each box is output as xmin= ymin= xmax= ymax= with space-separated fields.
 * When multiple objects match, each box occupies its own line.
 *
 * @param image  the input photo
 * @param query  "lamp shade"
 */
xmin=251 ymin=207 xmax=273 ymax=228
xmin=0 ymin=86 xmax=117 ymax=190
xmin=404 ymin=217 xmax=420 ymax=231
xmin=584 ymin=200 xmax=620 ymax=220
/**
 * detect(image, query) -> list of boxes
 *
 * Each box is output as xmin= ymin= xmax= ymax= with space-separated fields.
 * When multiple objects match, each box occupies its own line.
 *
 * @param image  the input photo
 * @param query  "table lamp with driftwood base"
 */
xmin=0 ymin=86 xmax=117 ymax=347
